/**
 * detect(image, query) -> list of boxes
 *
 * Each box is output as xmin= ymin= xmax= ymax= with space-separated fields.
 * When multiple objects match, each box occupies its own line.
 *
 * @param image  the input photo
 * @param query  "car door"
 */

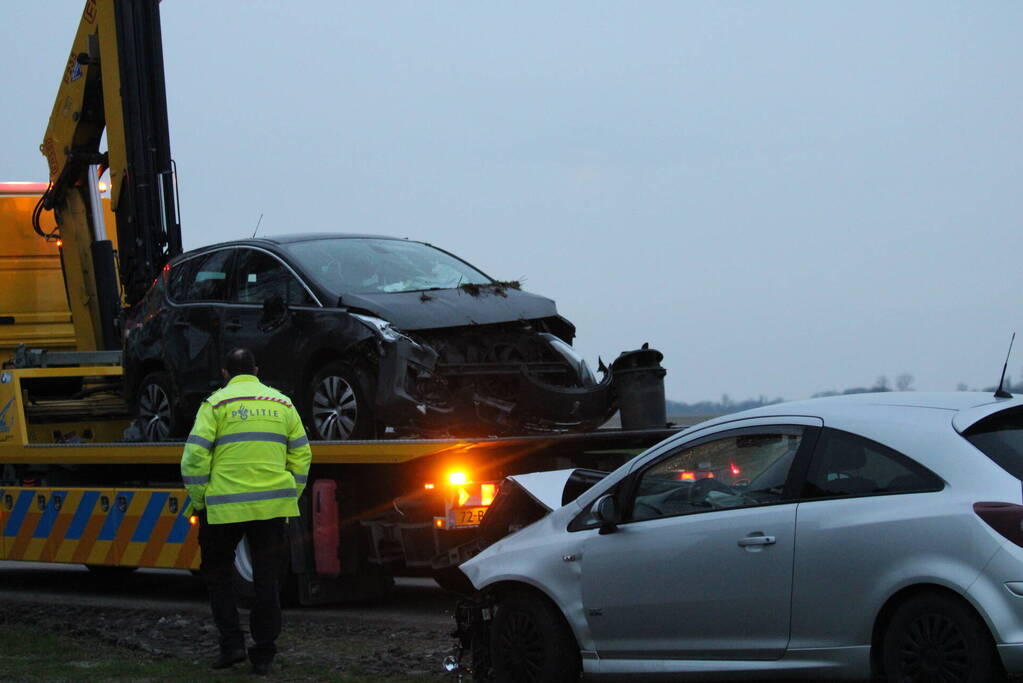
xmin=578 ymin=420 xmax=821 ymax=661
xmin=163 ymin=249 xmax=234 ymax=410
xmin=788 ymin=428 xmax=946 ymax=650
xmin=221 ymin=247 xmax=318 ymax=398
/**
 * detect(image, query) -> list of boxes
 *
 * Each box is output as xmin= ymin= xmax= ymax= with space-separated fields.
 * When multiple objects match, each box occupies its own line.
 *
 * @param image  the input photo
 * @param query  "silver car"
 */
xmin=455 ymin=392 xmax=1023 ymax=681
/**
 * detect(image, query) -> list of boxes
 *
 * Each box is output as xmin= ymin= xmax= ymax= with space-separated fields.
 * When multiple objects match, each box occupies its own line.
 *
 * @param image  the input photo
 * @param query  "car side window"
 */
xmin=180 ymin=250 xmax=233 ymax=302
xmin=629 ymin=428 xmax=804 ymax=522
xmin=167 ymin=259 xmax=195 ymax=302
xmin=801 ymin=428 xmax=943 ymax=500
xmin=233 ymin=249 xmax=314 ymax=306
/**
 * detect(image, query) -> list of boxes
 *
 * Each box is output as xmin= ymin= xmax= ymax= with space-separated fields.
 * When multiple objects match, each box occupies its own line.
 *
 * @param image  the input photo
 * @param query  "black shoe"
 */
xmin=251 ymin=660 xmax=272 ymax=676
xmin=211 ymin=648 xmax=247 ymax=669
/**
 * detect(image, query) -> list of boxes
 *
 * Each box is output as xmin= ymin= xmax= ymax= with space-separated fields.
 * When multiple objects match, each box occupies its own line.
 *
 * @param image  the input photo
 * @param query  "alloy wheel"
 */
xmin=497 ymin=610 xmax=545 ymax=682
xmin=312 ymin=375 xmax=359 ymax=440
xmin=896 ymin=612 xmax=970 ymax=681
xmin=139 ymin=382 xmax=171 ymax=441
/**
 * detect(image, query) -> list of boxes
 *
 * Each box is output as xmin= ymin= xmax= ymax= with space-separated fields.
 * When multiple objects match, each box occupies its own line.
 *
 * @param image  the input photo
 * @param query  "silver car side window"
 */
xmin=629 ymin=429 xmax=804 ymax=522
xmin=802 ymin=429 xmax=943 ymax=499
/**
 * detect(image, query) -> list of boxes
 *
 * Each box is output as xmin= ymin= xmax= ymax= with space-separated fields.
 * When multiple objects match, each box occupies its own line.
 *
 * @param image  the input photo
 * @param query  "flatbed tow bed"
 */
xmin=1 ymin=363 xmax=677 ymax=602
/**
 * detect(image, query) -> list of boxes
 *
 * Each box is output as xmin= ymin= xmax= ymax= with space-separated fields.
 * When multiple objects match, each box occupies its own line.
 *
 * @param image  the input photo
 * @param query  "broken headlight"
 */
xmin=351 ymin=313 xmax=416 ymax=344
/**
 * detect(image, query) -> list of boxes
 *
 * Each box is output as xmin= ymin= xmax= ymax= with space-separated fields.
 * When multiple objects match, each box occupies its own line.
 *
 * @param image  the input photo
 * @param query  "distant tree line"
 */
xmin=666 ymin=394 xmax=784 ymax=416
xmin=811 ymin=373 xmax=915 ymax=398
xmin=668 ymin=368 xmax=1023 ymax=417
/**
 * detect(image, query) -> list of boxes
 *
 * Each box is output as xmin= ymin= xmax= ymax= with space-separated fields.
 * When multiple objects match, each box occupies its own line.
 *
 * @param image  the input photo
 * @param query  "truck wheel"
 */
xmin=491 ymin=590 xmax=580 ymax=683
xmin=137 ymin=372 xmax=182 ymax=441
xmin=305 ymin=362 xmax=374 ymax=440
xmin=882 ymin=592 xmax=1004 ymax=683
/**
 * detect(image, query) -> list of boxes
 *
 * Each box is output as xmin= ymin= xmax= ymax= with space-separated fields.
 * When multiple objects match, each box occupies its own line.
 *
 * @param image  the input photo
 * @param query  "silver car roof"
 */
xmin=687 ymin=392 xmax=1023 ymax=435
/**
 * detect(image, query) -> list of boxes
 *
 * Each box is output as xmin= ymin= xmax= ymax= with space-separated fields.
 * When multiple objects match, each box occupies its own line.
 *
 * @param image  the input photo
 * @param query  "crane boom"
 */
xmin=39 ymin=0 xmax=181 ymax=350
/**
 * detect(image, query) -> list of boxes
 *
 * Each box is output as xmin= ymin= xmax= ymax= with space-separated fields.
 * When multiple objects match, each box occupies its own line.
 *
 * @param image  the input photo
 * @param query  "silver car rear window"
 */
xmin=964 ymin=407 xmax=1023 ymax=480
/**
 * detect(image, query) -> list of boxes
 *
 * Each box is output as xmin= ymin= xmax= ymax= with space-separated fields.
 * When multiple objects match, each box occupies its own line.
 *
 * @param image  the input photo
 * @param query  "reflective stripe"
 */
xmin=214 ymin=432 xmax=288 ymax=447
xmin=206 ymin=488 xmax=297 ymax=506
xmin=288 ymin=436 xmax=309 ymax=449
xmin=186 ymin=434 xmax=213 ymax=449
xmin=182 ymin=475 xmax=210 ymax=485
xmin=293 ymin=474 xmax=307 ymax=484
xmin=212 ymin=395 xmax=294 ymax=410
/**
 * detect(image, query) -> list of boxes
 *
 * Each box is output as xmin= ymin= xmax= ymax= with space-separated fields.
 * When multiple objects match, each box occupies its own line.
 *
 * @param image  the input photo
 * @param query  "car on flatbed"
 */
xmin=455 ymin=391 xmax=1023 ymax=682
xmin=123 ymin=234 xmax=614 ymax=441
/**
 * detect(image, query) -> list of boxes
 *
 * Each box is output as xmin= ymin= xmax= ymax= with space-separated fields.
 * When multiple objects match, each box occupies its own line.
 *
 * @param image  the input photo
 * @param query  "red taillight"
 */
xmin=974 ymin=502 xmax=1023 ymax=547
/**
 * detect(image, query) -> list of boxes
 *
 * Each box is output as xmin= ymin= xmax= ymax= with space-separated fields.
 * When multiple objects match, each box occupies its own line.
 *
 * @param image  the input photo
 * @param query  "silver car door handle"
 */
xmin=737 ymin=535 xmax=776 ymax=547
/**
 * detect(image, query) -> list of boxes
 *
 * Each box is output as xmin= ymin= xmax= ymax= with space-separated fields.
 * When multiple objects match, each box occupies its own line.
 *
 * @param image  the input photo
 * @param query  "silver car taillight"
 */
xmin=974 ymin=502 xmax=1023 ymax=547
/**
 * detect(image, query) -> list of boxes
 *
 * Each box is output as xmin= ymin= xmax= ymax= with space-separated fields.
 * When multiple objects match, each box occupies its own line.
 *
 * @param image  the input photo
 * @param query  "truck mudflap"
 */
xmin=311 ymin=479 xmax=340 ymax=578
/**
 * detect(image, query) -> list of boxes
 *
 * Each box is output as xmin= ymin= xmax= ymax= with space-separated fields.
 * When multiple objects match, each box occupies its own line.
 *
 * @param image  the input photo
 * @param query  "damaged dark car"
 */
xmin=123 ymin=234 xmax=620 ymax=440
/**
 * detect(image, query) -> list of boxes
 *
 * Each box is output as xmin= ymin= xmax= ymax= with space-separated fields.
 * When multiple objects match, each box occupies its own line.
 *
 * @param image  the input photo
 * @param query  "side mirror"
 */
xmin=593 ymin=494 xmax=619 ymax=535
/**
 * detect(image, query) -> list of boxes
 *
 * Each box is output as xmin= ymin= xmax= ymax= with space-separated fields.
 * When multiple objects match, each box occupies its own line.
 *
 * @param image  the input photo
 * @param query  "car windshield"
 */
xmin=285 ymin=238 xmax=491 ymax=295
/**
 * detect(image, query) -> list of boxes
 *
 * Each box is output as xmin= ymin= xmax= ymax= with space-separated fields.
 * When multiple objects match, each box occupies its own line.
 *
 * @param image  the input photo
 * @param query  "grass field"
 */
xmin=0 ymin=623 xmax=446 ymax=682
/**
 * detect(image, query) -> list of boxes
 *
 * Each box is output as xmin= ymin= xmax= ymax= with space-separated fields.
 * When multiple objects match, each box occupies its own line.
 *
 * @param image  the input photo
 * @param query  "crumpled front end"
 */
xmin=375 ymin=321 xmax=618 ymax=435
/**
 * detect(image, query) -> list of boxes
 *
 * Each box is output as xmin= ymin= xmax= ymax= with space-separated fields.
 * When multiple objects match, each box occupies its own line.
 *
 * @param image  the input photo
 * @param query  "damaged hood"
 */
xmin=505 ymin=470 xmax=581 ymax=511
xmin=339 ymin=287 xmax=558 ymax=331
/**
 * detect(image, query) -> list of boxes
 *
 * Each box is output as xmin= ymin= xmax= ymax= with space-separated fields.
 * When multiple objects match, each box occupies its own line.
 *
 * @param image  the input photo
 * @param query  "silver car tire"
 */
xmin=881 ymin=592 xmax=1004 ymax=683
xmin=490 ymin=590 xmax=580 ymax=683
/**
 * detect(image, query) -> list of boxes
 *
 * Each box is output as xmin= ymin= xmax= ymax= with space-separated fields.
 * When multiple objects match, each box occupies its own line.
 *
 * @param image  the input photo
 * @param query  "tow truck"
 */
xmin=0 ymin=0 xmax=676 ymax=603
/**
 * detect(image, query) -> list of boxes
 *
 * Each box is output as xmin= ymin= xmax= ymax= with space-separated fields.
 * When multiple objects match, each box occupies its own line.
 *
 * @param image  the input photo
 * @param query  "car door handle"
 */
xmin=225 ymin=319 xmax=243 ymax=331
xmin=737 ymin=534 xmax=776 ymax=547
xmin=173 ymin=320 xmax=189 ymax=328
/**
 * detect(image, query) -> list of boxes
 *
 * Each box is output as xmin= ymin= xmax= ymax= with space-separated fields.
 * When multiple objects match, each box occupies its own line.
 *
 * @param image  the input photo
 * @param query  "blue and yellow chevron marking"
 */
xmin=0 ymin=487 xmax=199 ymax=569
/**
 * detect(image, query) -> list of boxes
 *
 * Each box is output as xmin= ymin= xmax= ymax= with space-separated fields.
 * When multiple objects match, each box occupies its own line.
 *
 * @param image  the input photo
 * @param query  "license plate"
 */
xmin=454 ymin=506 xmax=488 ymax=527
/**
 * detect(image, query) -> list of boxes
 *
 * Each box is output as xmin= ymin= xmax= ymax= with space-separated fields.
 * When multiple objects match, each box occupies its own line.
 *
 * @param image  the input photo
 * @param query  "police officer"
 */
xmin=181 ymin=348 xmax=312 ymax=675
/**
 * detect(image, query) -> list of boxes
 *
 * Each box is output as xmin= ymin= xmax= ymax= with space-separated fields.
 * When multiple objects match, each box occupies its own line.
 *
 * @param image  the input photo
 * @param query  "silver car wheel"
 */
xmin=138 ymin=381 xmax=171 ymax=442
xmin=312 ymin=375 xmax=358 ymax=440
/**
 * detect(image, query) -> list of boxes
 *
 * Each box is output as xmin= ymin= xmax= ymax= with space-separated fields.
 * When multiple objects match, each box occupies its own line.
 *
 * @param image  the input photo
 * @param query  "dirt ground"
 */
xmin=0 ymin=600 xmax=454 ymax=680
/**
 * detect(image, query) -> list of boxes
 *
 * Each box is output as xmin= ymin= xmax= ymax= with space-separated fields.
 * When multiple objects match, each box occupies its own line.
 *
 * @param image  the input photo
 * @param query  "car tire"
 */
xmin=304 ymin=361 xmax=375 ymax=440
xmin=882 ymin=592 xmax=1005 ymax=683
xmin=136 ymin=371 xmax=183 ymax=441
xmin=491 ymin=590 xmax=580 ymax=683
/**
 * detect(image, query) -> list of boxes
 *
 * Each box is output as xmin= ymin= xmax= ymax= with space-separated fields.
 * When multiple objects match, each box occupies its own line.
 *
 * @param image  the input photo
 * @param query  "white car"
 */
xmin=455 ymin=392 xmax=1023 ymax=682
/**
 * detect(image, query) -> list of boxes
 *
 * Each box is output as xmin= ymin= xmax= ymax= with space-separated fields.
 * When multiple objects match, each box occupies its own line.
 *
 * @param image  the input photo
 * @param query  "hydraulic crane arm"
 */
xmin=38 ymin=0 xmax=181 ymax=350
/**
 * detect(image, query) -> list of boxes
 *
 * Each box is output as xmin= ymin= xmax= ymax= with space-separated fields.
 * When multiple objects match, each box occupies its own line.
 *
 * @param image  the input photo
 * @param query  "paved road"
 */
xmin=0 ymin=560 xmax=456 ymax=627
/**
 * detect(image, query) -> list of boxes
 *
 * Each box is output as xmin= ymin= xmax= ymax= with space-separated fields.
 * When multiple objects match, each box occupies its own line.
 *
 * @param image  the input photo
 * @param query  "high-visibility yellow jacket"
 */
xmin=180 ymin=374 xmax=312 ymax=524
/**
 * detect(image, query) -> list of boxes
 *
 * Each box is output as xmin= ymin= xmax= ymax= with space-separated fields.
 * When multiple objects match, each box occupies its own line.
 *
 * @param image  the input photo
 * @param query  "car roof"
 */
xmin=253 ymin=233 xmax=408 ymax=245
xmin=688 ymin=392 xmax=1023 ymax=435
xmin=174 ymin=233 xmax=408 ymax=256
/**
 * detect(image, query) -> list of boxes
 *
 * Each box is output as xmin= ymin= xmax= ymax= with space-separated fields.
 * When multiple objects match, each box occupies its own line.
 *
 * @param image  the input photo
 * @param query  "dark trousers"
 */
xmin=198 ymin=513 xmax=287 ymax=663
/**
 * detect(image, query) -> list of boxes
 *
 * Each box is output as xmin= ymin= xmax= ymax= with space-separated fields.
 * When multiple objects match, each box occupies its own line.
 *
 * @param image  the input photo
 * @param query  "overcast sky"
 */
xmin=3 ymin=1 xmax=1021 ymax=402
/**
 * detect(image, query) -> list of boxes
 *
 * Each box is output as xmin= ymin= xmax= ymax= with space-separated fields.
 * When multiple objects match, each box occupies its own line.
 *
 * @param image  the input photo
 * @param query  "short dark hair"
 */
xmin=224 ymin=348 xmax=256 ymax=377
